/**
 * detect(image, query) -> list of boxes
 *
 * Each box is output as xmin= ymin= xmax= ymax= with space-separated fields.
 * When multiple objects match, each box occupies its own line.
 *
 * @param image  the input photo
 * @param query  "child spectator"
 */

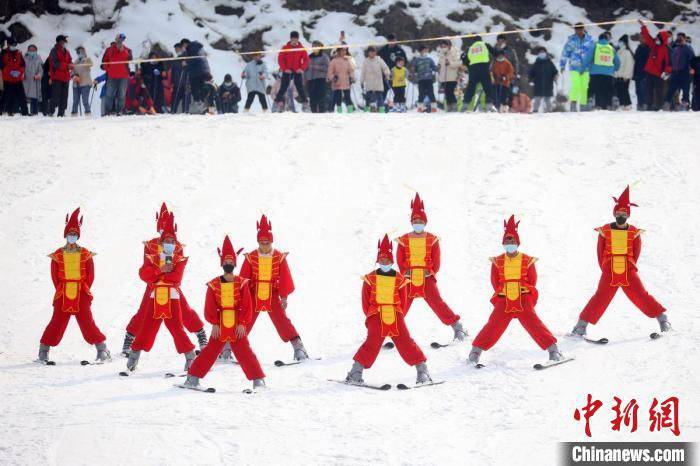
xmin=491 ymin=49 xmax=515 ymax=112
xmin=410 ymin=45 xmax=437 ymax=112
xmin=125 ymin=70 xmax=156 ymax=114
xmin=218 ymin=74 xmax=241 ymax=113
xmin=360 ymin=46 xmax=390 ymax=112
xmin=509 ymin=85 xmax=532 ymax=113
xmin=528 ymin=46 xmax=558 ymax=113
xmin=201 ymin=73 xmax=218 ymax=114
xmin=23 ymin=44 xmax=43 ymax=115
xmin=614 ymin=35 xmax=634 ymax=110
xmin=390 ymin=56 xmax=408 ymax=112
xmin=306 ymin=41 xmax=330 ymax=113
xmin=71 ymin=45 xmax=93 ymax=116
xmin=327 ymin=46 xmax=355 ymax=112
xmin=242 ymin=52 xmax=269 ymax=112
xmin=93 ymin=72 xmax=109 ymax=116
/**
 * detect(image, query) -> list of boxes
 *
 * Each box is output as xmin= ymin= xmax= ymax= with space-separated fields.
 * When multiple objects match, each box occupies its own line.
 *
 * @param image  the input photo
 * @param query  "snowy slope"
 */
xmin=0 ymin=113 xmax=699 ymax=465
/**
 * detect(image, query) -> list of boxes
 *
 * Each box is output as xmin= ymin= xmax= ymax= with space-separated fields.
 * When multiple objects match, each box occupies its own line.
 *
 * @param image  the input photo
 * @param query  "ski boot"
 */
xmin=184 ymin=351 xmax=196 ymax=371
xmin=336 ymin=106 xmax=343 ymax=113
xmin=126 ymin=350 xmax=140 ymax=372
xmin=95 ymin=342 xmax=111 ymax=363
xmin=569 ymin=101 xmax=578 ymax=112
xmin=657 ymin=313 xmax=672 ymax=333
xmin=253 ymin=378 xmax=267 ymax=390
xmin=218 ymin=342 xmax=233 ymax=360
xmin=570 ymin=319 xmax=588 ymax=337
xmin=38 ymin=344 xmax=50 ymax=363
xmin=183 ymin=374 xmax=199 ymax=388
xmin=345 ymin=361 xmax=364 ymax=385
xmin=468 ymin=346 xmax=482 ymax=365
xmin=121 ymin=332 xmax=134 ymax=357
xmin=347 ymin=104 xmax=355 ymax=113
xmin=195 ymin=328 xmax=208 ymax=351
xmin=451 ymin=320 xmax=467 ymax=342
xmin=415 ymin=362 xmax=432 ymax=384
xmin=547 ymin=344 xmax=563 ymax=362
xmin=291 ymin=337 xmax=308 ymax=361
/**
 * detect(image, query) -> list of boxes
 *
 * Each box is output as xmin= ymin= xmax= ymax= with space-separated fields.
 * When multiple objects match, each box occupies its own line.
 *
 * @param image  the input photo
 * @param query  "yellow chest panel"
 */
xmin=408 ymin=237 xmax=427 ymax=267
xmin=63 ymin=251 xmax=82 ymax=280
xmin=375 ymin=275 xmax=397 ymax=304
xmin=220 ymin=281 xmax=235 ymax=308
xmin=257 ymin=256 xmax=273 ymax=280
xmin=503 ymin=254 xmax=523 ymax=280
xmin=610 ymin=230 xmax=629 ymax=255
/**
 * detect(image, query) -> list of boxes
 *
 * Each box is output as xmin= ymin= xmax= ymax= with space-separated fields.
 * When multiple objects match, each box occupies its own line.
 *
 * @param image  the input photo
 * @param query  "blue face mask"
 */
xmin=66 ymin=234 xmax=78 ymax=244
xmin=504 ymin=244 xmax=518 ymax=254
xmin=537 ymin=52 xmax=547 ymax=60
xmin=379 ymin=264 xmax=393 ymax=273
xmin=412 ymin=223 xmax=425 ymax=234
xmin=162 ymin=243 xmax=176 ymax=255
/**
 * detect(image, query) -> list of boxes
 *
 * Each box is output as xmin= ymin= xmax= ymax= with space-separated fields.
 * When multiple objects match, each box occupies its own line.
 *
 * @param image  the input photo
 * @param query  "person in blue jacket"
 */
xmin=584 ymin=33 xmax=620 ymax=110
xmin=93 ymin=72 xmax=109 ymax=116
xmin=665 ymin=32 xmax=695 ymax=110
xmin=560 ymin=23 xmax=595 ymax=111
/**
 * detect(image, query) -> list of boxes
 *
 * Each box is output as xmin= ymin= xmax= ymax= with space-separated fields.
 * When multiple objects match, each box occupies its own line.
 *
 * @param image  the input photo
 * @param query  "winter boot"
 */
xmin=487 ymin=103 xmax=498 ymax=112
xmin=547 ymin=343 xmax=563 ymax=361
xmin=126 ymin=350 xmax=141 ymax=372
xmin=218 ymin=341 xmax=233 ymax=360
xmin=38 ymin=344 xmax=50 ymax=362
xmin=378 ymin=106 xmax=386 ymax=113
xmin=183 ymin=375 xmax=200 ymax=388
xmin=570 ymin=319 xmax=588 ymax=337
xmin=451 ymin=320 xmax=467 ymax=342
xmin=569 ymin=101 xmax=578 ymax=112
xmin=345 ymin=361 xmax=364 ymax=384
xmin=657 ymin=313 xmax=672 ymax=332
xmin=195 ymin=328 xmax=208 ymax=350
xmin=121 ymin=332 xmax=135 ymax=357
xmin=415 ymin=362 xmax=432 ymax=384
xmin=336 ymin=106 xmax=343 ymax=113
xmin=95 ymin=342 xmax=111 ymax=363
xmin=253 ymin=378 xmax=267 ymax=390
xmin=291 ymin=337 xmax=308 ymax=361
xmin=347 ymin=104 xmax=355 ymax=113
xmin=662 ymin=102 xmax=671 ymax=111
xmin=184 ymin=351 xmax=196 ymax=371
xmin=468 ymin=346 xmax=482 ymax=365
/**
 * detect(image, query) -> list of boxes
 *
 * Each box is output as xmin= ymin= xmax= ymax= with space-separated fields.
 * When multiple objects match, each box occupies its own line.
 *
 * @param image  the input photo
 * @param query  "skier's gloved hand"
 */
xmin=210 ymin=324 xmax=220 ymax=340
xmin=10 ymin=70 xmax=20 ymax=78
xmin=235 ymin=325 xmax=246 ymax=338
xmin=153 ymin=69 xmax=160 ymax=76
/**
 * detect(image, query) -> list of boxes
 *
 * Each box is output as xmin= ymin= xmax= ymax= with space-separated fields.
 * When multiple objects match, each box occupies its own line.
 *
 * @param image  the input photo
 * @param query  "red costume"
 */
xmin=396 ymin=193 xmax=460 ymax=325
xmin=125 ymin=204 xmax=204 ymax=337
xmin=188 ymin=236 xmax=265 ymax=381
xmin=40 ymin=208 xmax=106 ymax=347
xmin=130 ymin=213 xmax=195 ymax=354
xmin=579 ymin=187 xmax=665 ymax=324
xmin=472 ymin=216 xmax=557 ymax=351
xmin=239 ymin=215 xmax=299 ymax=342
xmin=353 ymin=235 xmax=426 ymax=368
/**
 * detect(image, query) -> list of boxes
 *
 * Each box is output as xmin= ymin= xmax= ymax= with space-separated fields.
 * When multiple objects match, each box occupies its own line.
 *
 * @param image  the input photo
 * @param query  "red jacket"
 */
xmin=49 ymin=45 xmax=72 ymax=83
xmin=102 ymin=44 xmax=133 ymax=79
xmin=277 ymin=42 xmax=309 ymax=72
xmin=640 ymin=26 xmax=671 ymax=77
xmin=1 ymin=49 xmax=25 ymax=83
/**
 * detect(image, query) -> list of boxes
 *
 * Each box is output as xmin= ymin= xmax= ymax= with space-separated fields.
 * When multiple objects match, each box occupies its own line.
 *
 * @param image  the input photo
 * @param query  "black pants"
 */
xmin=275 ymin=72 xmax=307 ymax=103
xmin=50 ymin=81 xmax=69 ymax=117
xmin=645 ymin=73 xmax=665 ymax=111
xmin=417 ymin=80 xmax=436 ymax=104
xmin=171 ymin=72 xmax=189 ymax=113
xmin=332 ymin=89 xmax=352 ymax=110
xmin=590 ymin=74 xmax=614 ymax=109
xmin=307 ymin=78 xmax=327 ymax=113
xmin=494 ymin=84 xmax=510 ymax=107
xmin=244 ymin=91 xmax=267 ymax=110
xmin=615 ymin=78 xmax=631 ymax=106
xmin=692 ymin=80 xmax=700 ymax=111
xmin=393 ymin=86 xmax=406 ymax=104
xmin=2 ymin=82 xmax=28 ymax=115
xmin=190 ymin=75 xmax=205 ymax=102
xmin=443 ymin=81 xmax=457 ymax=104
xmin=464 ymin=63 xmax=493 ymax=104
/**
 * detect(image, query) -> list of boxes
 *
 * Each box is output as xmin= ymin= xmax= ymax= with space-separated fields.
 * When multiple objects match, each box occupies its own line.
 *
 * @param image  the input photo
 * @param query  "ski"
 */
xmin=382 ymin=342 xmax=395 ymax=350
xmin=534 ymin=357 xmax=574 ymax=370
xmin=164 ymin=372 xmax=186 ymax=378
xmin=274 ymin=357 xmax=321 ymax=367
xmin=118 ymin=371 xmax=132 ymax=377
xmin=81 ymin=359 xmax=111 ymax=366
xmin=584 ymin=337 xmax=609 ymax=345
xmin=328 ymin=379 xmax=391 ymax=391
xmin=650 ymin=332 xmax=671 ymax=340
xmin=430 ymin=341 xmax=461 ymax=349
xmin=396 ymin=381 xmax=445 ymax=390
xmin=174 ymin=383 xmax=215 ymax=393
xmin=34 ymin=359 xmax=56 ymax=366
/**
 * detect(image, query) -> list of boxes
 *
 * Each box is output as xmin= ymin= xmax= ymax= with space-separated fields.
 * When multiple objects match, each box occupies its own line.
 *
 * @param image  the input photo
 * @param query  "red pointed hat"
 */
xmin=410 ymin=193 xmax=427 ymax=223
xmin=64 ymin=207 xmax=83 ymax=238
xmin=502 ymin=215 xmax=520 ymax=245
xmin=217 ymin=235 xmax=237 ymax=265
xmin=257 ymin=214 xmax=273 ymax=242
xmin=160 ymin=211 xmax=178 ymax=241
xmin=613 ymin=185 xmax=638 ymax=215
xmin=376 ymin=234 xmax=394 ymax=262
xmin=156 ymin=202 xmax=169 ymax=232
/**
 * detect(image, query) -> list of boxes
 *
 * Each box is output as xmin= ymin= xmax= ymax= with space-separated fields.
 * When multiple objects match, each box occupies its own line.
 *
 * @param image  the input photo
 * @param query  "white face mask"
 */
xmin=504 ymin=244 xmax=518 ymax=254
xmin=538 ymin=52 xmax=547 ymax=60
xmin=379 ymin=264 xmax=393 ymax=273
xmin=412 ymin=223 xmax=426 ymax=234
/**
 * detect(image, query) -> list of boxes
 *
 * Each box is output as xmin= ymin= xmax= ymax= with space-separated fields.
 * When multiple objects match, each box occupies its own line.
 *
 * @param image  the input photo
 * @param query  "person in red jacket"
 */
xmin=48 ymin=35 xmax=73 ymax=116
xmin=638 ymin=20 xmax=671 ymax=111
xmin=345 ymin=235 xmax=431 ymax=385
xmin=396 ymin=193 xmax=466 ymax=342
xmin=37 ymin=208 xmax=110 ymax=364
xmin=240 ymin=214 xmax=309 ymax=361
xmin=125 ymin=212 xmax=196 ymax=372
xmin=120 ymin=203 xmax=208 ymax=357
xmin=570 ymin=186 xmax=670 ymax=338
xmin=0 ymin=38 xmax=28 ymax=115
xmin=468 ymin=216 xmax=562 ymax=366
xmin=180 ymin=236 xmax=266 ymax=391
xmin=124 ymin=70 xmax=156 ymax=114
xmin=274 ymin=31 xmax=309 ymax=111
xmin=101 ymin=33 xmax=133 ymax=114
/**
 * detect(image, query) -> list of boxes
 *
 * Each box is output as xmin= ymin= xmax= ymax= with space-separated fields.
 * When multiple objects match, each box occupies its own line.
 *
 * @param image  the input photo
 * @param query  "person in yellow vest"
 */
xmin=461 ymin=35 xmax=497 ymax=112
xmin=346 ymin=235 xmax=431 ymax=385
xmin=396 ymin=193 xmax=466 ymax=342
xmin=390 ymin=56 xmax=407 ymax=112
xmin=469 ymin=216 xmax=562 ymax=366
xmin=571 ymin=186 xmax=669 ymax=337
xmin=38 ymin=208 xmax=110 ymax=364
xmin=584 ymin=33 xmax=620 ymax=109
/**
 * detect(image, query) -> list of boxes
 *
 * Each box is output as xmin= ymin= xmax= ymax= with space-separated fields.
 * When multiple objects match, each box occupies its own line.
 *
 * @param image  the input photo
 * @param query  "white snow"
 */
xmin=0 ymin=112 xmax=699 ymax=465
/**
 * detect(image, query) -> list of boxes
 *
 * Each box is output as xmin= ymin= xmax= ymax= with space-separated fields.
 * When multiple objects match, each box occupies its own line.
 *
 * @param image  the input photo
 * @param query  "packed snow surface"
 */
xmin=0 ymin=112 xmax=698 ymax=465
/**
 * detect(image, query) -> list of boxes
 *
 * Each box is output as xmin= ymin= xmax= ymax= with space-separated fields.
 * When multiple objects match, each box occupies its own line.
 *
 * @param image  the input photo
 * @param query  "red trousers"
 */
xmin=472 ymin=296 xmax=556 ymax=351
xmin=406 ymin=276 xmax=460 ymax=325
xmin=40 ymin=299 xmax=106 ymax=346
xmin=130 ymin=301 xmax=195 ymax=354
xmin=580 ymin=267 xmax=665 ymax=324
xmin=188 ymin=336 xmax=265 ymax=380
xmin=126 ymin=290 xmax=203 ymax=335
xmin=353 ymin=313 xmax=426 ymax=368
xmin=248 ymin=294 xmax=299 ymax=342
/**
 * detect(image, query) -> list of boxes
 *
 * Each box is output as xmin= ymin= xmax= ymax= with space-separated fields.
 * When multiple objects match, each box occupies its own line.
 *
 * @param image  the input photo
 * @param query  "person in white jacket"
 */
xmin=614 ymin=34 xmax=635 ymax=110
xmin=437 ymin=39 xmax=461 ymax=111
xmin=360 ymin=46 xmax=390 ymax=112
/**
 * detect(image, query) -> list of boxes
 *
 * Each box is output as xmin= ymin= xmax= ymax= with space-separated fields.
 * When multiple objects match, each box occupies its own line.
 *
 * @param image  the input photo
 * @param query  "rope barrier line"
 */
xmin=76 ymin=18 xmax=676 ymax=67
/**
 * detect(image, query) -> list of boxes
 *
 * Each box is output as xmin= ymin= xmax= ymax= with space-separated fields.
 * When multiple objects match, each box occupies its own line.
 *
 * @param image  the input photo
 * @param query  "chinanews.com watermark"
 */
xmin=560 ymin=442 xmax=695 ymax=465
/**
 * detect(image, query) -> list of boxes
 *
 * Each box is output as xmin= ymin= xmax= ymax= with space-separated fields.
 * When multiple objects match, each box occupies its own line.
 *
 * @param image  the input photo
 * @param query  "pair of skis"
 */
xmin=328 ymin=379 xmax=445 ymax=391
